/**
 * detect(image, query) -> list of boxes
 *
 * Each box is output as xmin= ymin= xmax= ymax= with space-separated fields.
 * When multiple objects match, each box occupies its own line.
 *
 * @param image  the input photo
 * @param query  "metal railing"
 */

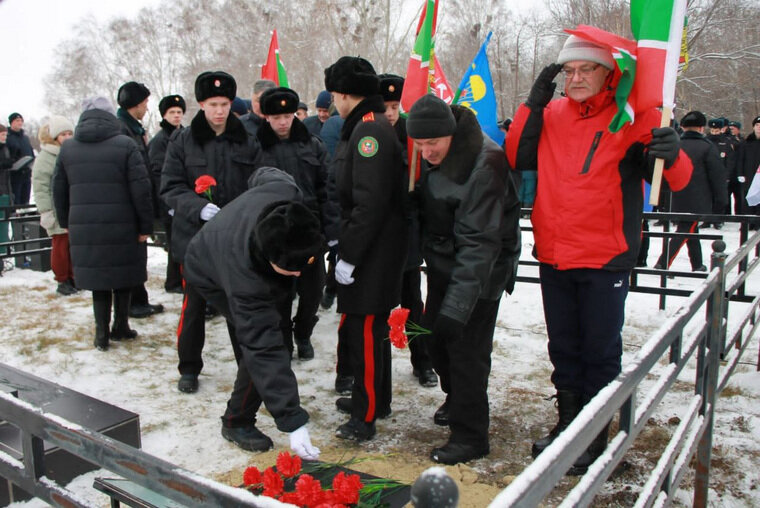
xmin=490 ymin=231 xmax=760 ymax=507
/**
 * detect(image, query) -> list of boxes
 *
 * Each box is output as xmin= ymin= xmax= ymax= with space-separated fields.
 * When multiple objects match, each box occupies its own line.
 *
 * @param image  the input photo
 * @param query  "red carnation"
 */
xmin=242 ymin=466 xmax=262 ymax=486
xmin=262 ymin=467 xmax=284 ymax=498
xmin=388 ymin=307 xmax=410 ymax=330
xmin=276 ymin=451 xmax=302 ymax=478
xmin=194 ymin=175 xmax=217 ymax=201
xmin=389 ymin=327 xmax=408 ymax=349
xmin=387 ymin=307 xmax=431 ymax=350
xmin=332 ymin=471 xmax=363 ymax=505
xmin=295 ymin=474 xmax=324 ymax=506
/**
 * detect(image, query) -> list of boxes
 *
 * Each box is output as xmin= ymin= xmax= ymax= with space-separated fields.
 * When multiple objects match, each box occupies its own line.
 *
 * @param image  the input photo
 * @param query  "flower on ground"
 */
xmin=242 ymin=466 xmax=262 ymax=486
xmin=276 ymin=451 xmax=302 ymax=478
xmin=262 ymin=467 xmax=284 ymax=498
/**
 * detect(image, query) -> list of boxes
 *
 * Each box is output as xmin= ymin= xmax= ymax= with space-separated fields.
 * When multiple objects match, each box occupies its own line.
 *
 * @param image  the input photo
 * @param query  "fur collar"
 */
xmin=117 ymin=108 xmax=145 ymax=135
xmin=190 ymin=109 xmax=249 ymax=145
xmin=746 ymin=132 xmax=759 ymax=142
xmin=340 ymin=95 xmax=387 ymax=140
xmin=436 ymin=105 xmax=484 ymax=185
xmin=160 ymin=119 xmax=180 ymax=136
xmin=257 ymin=117 xmax=311 ymax=150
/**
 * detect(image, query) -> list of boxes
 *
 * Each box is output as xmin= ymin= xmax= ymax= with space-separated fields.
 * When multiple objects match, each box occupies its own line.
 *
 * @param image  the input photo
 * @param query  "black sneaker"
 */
xmin=221 ymin=425 xmax=273 ymax=452
xmin=335 ymin=374 xmax=354 ymax=395
xmin=335 ymin=417 xmax=376 ymax=441
xmin=110 ymin=325 xmax=138 ymax=341
xmin=430 ymin=441 xmax=489 ymax=465
xmin=56 ymin=280 xmax=78 ymax=296
xmin=177 ymin=374 xmax=199 ymax=393
xmin=129 ymin=303 xmax=164 ymax=319
xmin=335 ymin=397 xmax=391 ymax=419
xmin=414 ymin=368 xmax=438 ymax=388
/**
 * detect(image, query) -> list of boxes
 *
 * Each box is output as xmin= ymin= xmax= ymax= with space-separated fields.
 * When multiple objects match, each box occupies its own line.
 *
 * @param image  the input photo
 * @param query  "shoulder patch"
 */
xmin=358 ymin=136 xmax=379 ymax=157
xmin=362 ymin=112 xmax=375 ymax=123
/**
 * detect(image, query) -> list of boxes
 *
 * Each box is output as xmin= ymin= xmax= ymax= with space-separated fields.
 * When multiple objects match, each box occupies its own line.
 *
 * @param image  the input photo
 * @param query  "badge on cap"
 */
xmin=308 ymin=256 xmax=315 ymax=265
xmin=174 ymin=97 xmax=180 ymax=102
xmin=281 ymin=99 xmax=287 ymax=107
xmin=389 ymin=85 xmax=395 ymax=92
xmin=358 ymin=136 xmax=379 ymax=158
xmin=214 ymin=79 xmax=221 ymax=87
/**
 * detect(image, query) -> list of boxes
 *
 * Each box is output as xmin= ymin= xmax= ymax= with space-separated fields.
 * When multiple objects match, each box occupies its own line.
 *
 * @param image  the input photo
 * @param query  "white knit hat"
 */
xmin=47 ymin=115 xmax=74 ymax=139
xmin=557 ymin=35 xmax=615 ymax=70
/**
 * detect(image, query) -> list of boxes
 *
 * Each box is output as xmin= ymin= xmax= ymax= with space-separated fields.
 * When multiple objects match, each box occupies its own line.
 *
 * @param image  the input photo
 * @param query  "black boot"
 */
xmin=531 ymin=390 xmax=582 ymax=458
xmin=93 ymin=292 xmax=111 ymax=351
xmin=111 ymin=289 xmax=138 ymax=340
xmin=567 ymin=422 xmax=610 ymax=476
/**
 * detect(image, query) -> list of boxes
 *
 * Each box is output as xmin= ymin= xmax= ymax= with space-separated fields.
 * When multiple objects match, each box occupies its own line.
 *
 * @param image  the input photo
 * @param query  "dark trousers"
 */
xmin=50 ymin=233 xmax=74 ymax=283
xmin=163 ymin=217 xmax=182 ymax=291
xmin=727 ymin=180 xmax=745 ymax=215
xmin=131 ymin=284 xmax=149 ymax=306
xmin=291 ymin=257 xmax=326 ymax=341
xmin=324 ymin=258 xmax=336 ymax=295
xmin=10 ymin=169 xmax=31 ymax=205
xmin=340 ymin=313 xmax=392 ymax=423
xmin=656 ymin=220 xmax=702 ymax=270
xmin=177 ymin=281 xmax=209 ymax=376
xmin=401 ymin=267 xmax=432 ymax=371
xmin=637 ymin=219 xmax=650 ymax=266
xmin=424 ymin=273 xmax=498 ymax=447
xmin=539 ymin=264 xmax=627 ymax=399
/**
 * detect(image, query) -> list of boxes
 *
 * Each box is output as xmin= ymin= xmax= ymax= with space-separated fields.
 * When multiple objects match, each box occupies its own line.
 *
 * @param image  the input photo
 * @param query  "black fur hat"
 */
xmin=378 ymin=74 xmax=404 ymax=102
xmin=195 ymin=71 xmax=237 ymax=102
xmin=256 ymin=202 xmax=324 ymax=272
xmin=259 ymin=87 xmax=299 ymax=115
xmin=117 ymin=81 xmax=150 ymax=109
xmin=680 ymin=111 xmax=706 ymax=128
xmin=158 ymin=95 xmax=186 ymax=117
xmin=324 ymin=56 xmax=379 ymax=97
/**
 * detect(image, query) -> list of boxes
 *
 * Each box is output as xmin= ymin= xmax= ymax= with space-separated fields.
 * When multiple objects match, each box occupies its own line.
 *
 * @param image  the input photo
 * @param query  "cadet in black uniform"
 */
xmin=324 ymin=56 xmax=408 ymax=441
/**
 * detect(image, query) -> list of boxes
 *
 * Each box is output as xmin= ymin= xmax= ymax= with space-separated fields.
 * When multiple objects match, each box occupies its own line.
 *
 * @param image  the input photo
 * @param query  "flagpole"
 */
xmin=409 ymin=146 xmax=418 ymax=192
xmin=648 ymin=105 xmax=672 ymax=206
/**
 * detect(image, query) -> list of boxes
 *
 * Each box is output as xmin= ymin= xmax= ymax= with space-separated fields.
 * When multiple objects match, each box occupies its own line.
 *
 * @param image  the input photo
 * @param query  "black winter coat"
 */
xmin=183 ymin=168 xmax=309 ymax=432
xmin=5 ymin=129 xmax=34 ymax=179
xmin=392 ymin=116 xmax=423 ymax=270
xmin=160 ymin=110 xmax=261 ymax=262
xmin=0 ymin=143 xmax=11 ymax=195
xmin=256 ymin=118 xmax=340 ymax=242
xmin=420 ymin=105 xmax=521 ymax=325
xmin=738 ymin=133 xmax=760 ymax=185
xmin=239 ymin=112 xmax=264 ymax=137
xmin=52 ymin=109 xmax=153 ymax=290
xmin=707 ymin=133 xmax=737 ymax=181
xmin=302 ymin=115 xmax=324 ymax=138
xmin=148 ymin=120 xmax=182 ymax=216
xmin=672 ymin=131 xmax=727 ymax=214
xmin=333 ymin=96 xmax=407 ymax=315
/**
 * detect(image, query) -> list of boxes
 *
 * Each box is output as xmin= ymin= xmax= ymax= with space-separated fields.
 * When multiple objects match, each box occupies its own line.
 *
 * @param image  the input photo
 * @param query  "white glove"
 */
xmin=289 ymin=425 xmax=320 ymax=460
xmin=327 ymin=239 xmax=338 ymax=247
xmin=168 ymin=208 xmax=175 ymax=217
xmin=39 ymin=211 xmax=56 ymax=230
xmin=200 ymin=203 xmax=220 ymax=221
xmin=738 ymin=176 xmax=746 ymax=183
xmin=335 ymin=259 xmax=355 ymax=285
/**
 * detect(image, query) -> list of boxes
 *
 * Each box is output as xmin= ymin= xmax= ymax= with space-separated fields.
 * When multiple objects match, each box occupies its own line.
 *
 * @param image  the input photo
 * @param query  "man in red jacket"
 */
xmin=506 ymin=34 xmax=693 ymax=474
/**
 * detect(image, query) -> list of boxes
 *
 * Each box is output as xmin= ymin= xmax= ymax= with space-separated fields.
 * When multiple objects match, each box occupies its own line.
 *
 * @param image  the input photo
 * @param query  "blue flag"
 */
xmin=454 ymin=31 xmax=504 ymax=146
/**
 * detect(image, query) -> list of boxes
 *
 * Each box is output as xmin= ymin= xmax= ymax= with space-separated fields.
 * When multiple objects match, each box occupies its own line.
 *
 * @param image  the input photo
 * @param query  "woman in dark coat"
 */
xmin=53 ymin=97 xmax=154 ymax=351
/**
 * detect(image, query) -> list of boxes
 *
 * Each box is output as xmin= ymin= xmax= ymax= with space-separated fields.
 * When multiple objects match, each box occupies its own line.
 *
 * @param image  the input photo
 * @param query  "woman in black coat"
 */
xmin=53 ymin=98 xmax=154 ymax=351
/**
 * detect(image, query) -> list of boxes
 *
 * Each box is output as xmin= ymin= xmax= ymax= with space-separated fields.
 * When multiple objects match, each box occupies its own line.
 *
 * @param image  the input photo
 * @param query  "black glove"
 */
xmin=327 ymin=243 xmax=338 ymax=263
xmin=527 ymin=63 xmax=562 ymax=109
xmin=432 ymin=314 xmax=465 ymax=343
xmin=647 ymin=127 xmax=680 ymax=167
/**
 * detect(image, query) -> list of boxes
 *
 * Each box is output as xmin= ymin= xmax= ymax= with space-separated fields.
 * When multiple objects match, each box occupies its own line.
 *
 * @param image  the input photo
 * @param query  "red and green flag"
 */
xmin=261 ymin=29 xmax=289 ymax=87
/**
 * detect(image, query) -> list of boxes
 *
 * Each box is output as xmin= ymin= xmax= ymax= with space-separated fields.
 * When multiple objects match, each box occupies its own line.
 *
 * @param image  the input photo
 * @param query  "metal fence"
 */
xmin=490 ymin=230 xmax=760 ymax=507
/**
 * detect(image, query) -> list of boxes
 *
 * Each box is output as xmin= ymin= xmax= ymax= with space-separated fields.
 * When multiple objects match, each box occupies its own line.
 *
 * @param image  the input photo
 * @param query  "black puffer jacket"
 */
xmin=148 ymin=120 xmax=182 ymax=216
xmin=420 ymin=105 xmax=521 ymax=324
xmin=160 ymin=110 xmax=260 ymax=262
xmin=333 ymin=95 xmax=408 ymax=315
xmin=52 ymin=109 xmax=153 ymax=290
xmin=256 ymin=118 xmax=339 ymax=241
xmin=183 ymin=167 xmax=309 ymax=432
xmin=0 ymin=143 xmax=11 ymax=196
xmin=672 ymin=131 xmax=727 ymax=214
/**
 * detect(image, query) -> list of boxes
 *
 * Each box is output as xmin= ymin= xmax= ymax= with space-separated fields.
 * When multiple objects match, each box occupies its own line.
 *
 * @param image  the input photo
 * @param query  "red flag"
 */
xmin=261 ymin=30 xmax=289 ymax=87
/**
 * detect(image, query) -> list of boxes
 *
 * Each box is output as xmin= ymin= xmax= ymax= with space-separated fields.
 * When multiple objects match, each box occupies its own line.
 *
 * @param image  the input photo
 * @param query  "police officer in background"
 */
xmin=378 ymin=73 xmax=438 ymax=389
xmin=161 ymin=71 xmax=261 ymax=394
xmin=324 ymin=56 xmax=407 ymax=441
xmin=255 ymin=86 xmax=339 ymax=360
xmin=705 ymin=118 xmax=735 ymax=223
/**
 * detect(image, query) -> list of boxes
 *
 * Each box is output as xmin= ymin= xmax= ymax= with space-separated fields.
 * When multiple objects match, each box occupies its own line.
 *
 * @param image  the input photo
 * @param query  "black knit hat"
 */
xmin=680 ymin=111 xmax=707 ymax=128
xmin=158 ymin=95 xmax=186 ymax=117
xmin=259 ymin=87 xmax=300 ymax=115
xmin=256 ymin=202 xmax=324 ymax=272
xmin=378 ymin=74 xmax=404 ymax=102
xmin=195 ymin=71 xmax=237 ymax=102
xmin=407 ymin=94 xmax=457 ymax=139
xmin=324 ymin=56 xmax=379 ymax=97
xmin=117 ymin=81 xmax=151 ymax=109
xmin=8 ymin=112 xmax=22 ymax=123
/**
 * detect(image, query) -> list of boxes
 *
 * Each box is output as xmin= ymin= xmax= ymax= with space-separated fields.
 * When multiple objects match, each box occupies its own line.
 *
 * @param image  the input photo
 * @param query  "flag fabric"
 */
xmin=400 ymin=0 xmax=437 ymax=113
xmin=261 ymin=29 xmax=289 ymax=87
xmin=678 ymin=17 xmax=689 ymax=74
xmin=630 ymin=0 xmax=688 ymax=112
xmin=432 ymin=56 xmax=455 ymax=104
xmin=453 ymin=32 xmax=504 ymax=145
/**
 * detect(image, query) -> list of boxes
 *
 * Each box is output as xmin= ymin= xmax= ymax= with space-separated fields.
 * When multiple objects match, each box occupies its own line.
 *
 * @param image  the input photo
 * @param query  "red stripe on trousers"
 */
xmin=667 ymin=221 xmax=697 ymax=268
xmin=176 ymin=266 xmax=188 ymax=346
xmin=363 ymin=315 xmax=376 ymax=421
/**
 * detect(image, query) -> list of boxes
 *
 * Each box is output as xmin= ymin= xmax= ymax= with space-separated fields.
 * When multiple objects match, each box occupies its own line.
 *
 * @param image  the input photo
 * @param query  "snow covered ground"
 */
xmin=0 ymin=219 xmax=758 ymax=507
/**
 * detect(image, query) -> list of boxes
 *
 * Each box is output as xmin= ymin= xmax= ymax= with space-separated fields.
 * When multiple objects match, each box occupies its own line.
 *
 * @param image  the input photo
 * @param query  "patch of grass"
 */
xmin=719 ymin=385 xmax=747 ymax=398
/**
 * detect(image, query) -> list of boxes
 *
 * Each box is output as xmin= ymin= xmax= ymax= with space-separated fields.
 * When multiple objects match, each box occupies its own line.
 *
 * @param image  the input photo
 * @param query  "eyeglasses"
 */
xmin=561 ymin=64 xmax=600 ymax=79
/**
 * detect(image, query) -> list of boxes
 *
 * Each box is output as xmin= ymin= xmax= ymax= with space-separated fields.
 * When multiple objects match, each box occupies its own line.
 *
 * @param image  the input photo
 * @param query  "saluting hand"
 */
xmin=527 ymin=63 xmax=562 ymax=109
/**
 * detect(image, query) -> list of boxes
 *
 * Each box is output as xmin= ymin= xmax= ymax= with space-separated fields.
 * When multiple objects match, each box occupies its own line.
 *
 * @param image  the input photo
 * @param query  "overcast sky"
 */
xmin=0 ymin=0 xmax=547 ymax=125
